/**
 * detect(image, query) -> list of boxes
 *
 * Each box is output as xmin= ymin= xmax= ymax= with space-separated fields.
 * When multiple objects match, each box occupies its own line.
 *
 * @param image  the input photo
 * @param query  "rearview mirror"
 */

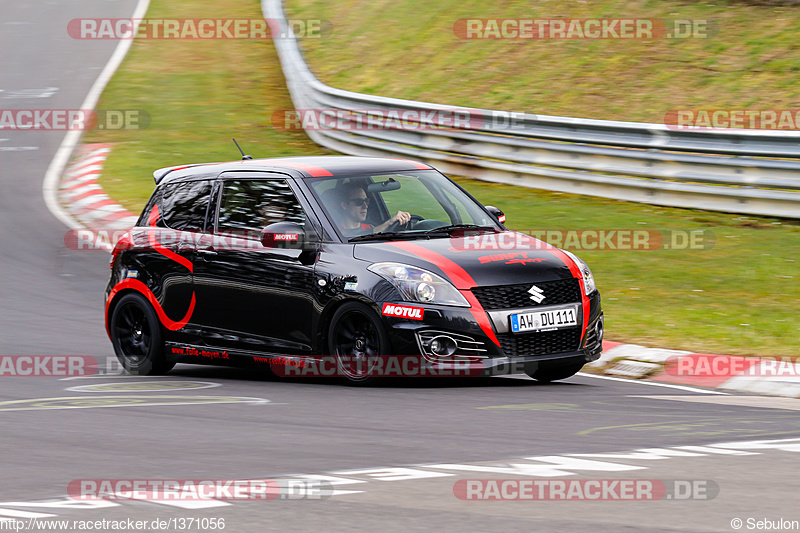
xmin=366 ymin=178 xmax=401 ymax=194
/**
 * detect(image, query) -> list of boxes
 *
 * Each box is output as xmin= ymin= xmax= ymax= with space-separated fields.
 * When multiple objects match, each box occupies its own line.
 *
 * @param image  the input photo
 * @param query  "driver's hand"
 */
xmin=392 ymin=211 xmax=411 ymax=225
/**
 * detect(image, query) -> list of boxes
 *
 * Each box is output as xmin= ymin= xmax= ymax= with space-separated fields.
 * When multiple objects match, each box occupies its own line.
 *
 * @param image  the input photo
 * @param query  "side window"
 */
xmin=156 ymin=180 xmax=213 ymax=231
xmin=217 ymin=179 xmax=307 ymax=237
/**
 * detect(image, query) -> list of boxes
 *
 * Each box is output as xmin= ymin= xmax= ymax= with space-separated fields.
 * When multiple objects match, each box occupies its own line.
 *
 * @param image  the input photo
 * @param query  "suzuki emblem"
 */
xmin=528 ymin=285 xmax=545 ymax=304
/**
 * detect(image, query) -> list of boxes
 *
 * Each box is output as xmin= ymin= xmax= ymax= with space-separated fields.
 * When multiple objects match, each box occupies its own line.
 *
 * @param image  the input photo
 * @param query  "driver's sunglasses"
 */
xmin=348 ymin=198 xmax=370 ymax=207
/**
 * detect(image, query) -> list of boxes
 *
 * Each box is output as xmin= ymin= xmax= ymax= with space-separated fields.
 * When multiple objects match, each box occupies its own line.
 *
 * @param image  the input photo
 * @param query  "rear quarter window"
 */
xmin=139 ymin=180 xmax=213 ymax=231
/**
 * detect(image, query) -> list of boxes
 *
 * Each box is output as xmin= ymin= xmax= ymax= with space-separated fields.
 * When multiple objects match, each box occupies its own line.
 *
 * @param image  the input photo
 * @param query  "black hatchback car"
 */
xmin=105 ymin=156 xmax=603 ymax=383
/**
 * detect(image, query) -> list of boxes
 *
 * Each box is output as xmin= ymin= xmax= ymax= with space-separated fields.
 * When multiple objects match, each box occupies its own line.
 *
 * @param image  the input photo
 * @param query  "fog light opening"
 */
xmin=429 ymin=335 xmax=458 ymax=357
xmin=595 ymin=317 xmax=604 ymax=342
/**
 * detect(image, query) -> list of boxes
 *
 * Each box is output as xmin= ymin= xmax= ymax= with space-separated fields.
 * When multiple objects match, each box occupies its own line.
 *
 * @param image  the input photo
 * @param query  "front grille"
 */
xmin=497 ymin=328 xmax=582 ymax=357
xmin=472 ymin=279 xmax=581 ymax=310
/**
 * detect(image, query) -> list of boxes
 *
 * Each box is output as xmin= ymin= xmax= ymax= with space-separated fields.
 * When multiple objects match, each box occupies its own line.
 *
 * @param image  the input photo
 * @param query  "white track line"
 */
xmin=42 ymin=0 xmax=151 ymax=231
xmin=576 ymin=372 xmax=728 ymax=395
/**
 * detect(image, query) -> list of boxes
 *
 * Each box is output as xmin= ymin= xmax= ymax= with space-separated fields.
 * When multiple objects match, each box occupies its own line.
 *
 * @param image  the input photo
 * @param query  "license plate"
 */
xmin=510 ymin=305 xmax=579 ymax=333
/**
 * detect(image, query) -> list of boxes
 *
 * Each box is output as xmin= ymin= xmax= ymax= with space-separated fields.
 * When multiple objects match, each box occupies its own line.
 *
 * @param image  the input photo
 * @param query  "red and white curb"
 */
xmin=589 ymin=341 xmax=800 ymax=399
xmin=58 ymin=143 xmax=138 ymax=236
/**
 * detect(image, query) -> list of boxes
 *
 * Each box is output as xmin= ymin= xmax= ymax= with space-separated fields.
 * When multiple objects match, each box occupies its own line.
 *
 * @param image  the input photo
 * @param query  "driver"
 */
xmin=337 ymin=183 xmax=410 ymax=235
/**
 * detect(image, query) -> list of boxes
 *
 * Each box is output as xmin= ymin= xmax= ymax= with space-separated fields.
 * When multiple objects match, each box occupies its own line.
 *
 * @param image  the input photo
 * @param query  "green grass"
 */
xmin=84 ymin=0 xmax=327 ymax=211
xmin=285 ymin=0 xmax=800 ymax=122
xmin=83 ymin=0 xmax=800 ymax=355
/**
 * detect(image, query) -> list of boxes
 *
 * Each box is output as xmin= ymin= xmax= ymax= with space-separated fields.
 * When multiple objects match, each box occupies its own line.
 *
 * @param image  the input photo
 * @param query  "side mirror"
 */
xmin=261 ymin=221 xmax=305 ymax=249
xmin=485 ymin=205 xmax=506 ymax=225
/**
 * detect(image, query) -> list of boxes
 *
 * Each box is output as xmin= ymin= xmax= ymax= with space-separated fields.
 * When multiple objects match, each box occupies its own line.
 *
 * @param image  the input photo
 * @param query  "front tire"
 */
xmin=327 ymin=302 xmax=389 ymax=386
xmin=526 ymin=363 xmax=584 ymax=383
xmin=110 ymin=292 xmax=175 ymax=375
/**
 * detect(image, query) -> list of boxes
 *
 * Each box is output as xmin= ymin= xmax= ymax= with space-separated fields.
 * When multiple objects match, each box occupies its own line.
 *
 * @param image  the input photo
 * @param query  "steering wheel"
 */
xmin=386 ymin=214 xmax=424 ymax=233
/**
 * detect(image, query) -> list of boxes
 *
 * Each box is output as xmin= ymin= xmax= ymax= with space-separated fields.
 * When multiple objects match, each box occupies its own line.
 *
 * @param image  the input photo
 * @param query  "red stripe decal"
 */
xmin=106 ymin=204 xmax=196 ymax=336
xmin=274 ymin=160 xmax=333 ymax=177
xmin=461 ymin=290 xmax=501 ymax=347
xmin=147 ymin=230 xmax=193 ymax=273
xmin=388 ymin=241 xmax=500 ymax=346
xmin=548 ymin=249 xmax=590 ymax=344
xmin=147 ymin=203 xmax=160 ymax=226
xmin=389 ymin=158 xmax=431 ymax=170
xmin=106 ymin=279 xmax=195 ymax=336
xmin=145 ymin=205 xmax=193 ymax=272
xmin=388 ymin=241 xmax=475 ymax=289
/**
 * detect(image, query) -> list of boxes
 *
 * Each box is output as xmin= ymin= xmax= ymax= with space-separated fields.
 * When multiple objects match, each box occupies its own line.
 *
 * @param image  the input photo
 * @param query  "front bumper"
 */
xmin=380 ymin=291 xmax=603 ymax=375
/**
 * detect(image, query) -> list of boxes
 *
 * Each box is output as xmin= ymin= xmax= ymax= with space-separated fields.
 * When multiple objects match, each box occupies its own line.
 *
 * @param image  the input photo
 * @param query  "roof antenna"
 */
xmin=232 ymin=138 xmax=252 ymax=160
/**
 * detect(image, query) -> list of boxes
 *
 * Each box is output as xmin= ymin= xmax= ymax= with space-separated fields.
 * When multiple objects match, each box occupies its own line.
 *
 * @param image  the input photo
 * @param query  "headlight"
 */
xmin=368 ymin=262 xmax=470 ymax=307
xmin=562 ymin=250 xmax=596 ymax=295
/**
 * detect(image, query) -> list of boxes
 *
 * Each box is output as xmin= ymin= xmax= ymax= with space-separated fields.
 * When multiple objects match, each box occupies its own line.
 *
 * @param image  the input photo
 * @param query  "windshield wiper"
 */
xmin=421 ymin=224 xmax=497 ymax=235
xmin=348 ymin=231 xmax=421 ymax=242
xmin=349 ymin=225 xmax=497 ymax=242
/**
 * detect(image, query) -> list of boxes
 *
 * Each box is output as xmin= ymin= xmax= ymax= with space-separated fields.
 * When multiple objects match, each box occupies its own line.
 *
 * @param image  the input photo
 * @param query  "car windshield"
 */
xmin=307 ymin=170 xmax=501 ymax=242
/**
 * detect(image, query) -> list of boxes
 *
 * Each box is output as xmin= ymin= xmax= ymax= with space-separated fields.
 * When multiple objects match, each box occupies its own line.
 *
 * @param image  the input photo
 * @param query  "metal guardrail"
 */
xmin=264 ymin=0 xmax=800 ymax=218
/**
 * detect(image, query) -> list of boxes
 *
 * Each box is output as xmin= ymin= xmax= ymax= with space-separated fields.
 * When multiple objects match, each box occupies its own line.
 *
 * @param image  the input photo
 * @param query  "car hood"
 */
xmin=353 ymin=231 xmax=578 ymax=289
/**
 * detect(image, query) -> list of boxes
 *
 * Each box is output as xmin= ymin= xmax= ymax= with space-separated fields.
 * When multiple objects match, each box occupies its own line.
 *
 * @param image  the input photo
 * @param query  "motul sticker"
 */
xmin=274 ymin=233 xmax=299 ymax=241
xmin=382 ymin=303 xmax=425 ymax=320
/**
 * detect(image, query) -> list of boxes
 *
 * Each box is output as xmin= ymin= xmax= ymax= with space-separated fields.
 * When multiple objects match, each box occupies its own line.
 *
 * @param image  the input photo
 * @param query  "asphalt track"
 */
xmin=1 ymin=2 xmax=800 ymax=532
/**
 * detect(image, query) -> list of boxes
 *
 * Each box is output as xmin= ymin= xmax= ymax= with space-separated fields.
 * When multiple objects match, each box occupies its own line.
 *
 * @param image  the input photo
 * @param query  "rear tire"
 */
xmin=110 ymin=292 xmax=175 ymax=375
xmin=526 ymin=363 xmax=584 ymax=383
xmin=327 ymin=302 xmax=389 ymax=386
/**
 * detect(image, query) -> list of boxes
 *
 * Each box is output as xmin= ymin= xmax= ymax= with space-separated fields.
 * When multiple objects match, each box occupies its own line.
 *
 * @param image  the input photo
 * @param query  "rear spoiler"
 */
xmin=153 ymin=165 xmax=189 ymax=184
xmin=153 ymin=163 xmax=215 ymax=184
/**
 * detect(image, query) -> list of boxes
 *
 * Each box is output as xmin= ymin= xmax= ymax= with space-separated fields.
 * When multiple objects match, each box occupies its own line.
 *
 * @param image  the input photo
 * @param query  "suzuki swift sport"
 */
xmin=105 ymin=156 xmax=604 ymax=384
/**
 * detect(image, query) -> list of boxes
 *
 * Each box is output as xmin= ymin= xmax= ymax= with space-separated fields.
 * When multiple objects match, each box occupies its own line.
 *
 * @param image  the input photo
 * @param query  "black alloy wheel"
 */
xmin=110 ymin=293 xmax=174 ymax=375
xmin=328 ymin=302 xmax=390 ymax=385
